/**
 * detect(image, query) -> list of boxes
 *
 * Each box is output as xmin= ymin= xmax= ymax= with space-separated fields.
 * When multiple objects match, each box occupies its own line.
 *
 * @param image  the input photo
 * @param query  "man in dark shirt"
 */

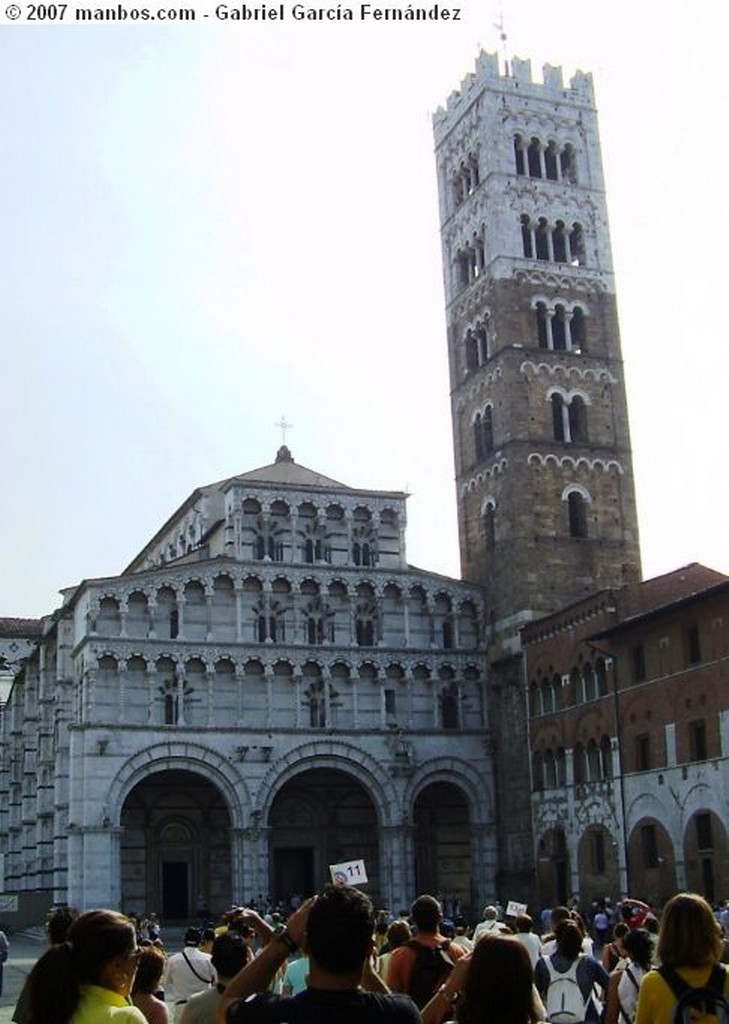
xmin=217 ymin=885 xmax=420 ymax=1024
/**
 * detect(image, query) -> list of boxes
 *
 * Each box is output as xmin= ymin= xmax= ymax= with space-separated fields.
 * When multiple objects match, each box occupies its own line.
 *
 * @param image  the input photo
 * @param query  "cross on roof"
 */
xmin=275 ymin=415 xmax=293 ymax=446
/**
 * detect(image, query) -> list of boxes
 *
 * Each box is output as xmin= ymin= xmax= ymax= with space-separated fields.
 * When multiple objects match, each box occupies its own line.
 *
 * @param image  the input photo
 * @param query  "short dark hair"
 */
xmin=623 ymin=928 xmax=653 ymax=971
xmin=211 ymin=932 xmax=250 ymax=979
xmin=201 ymin=927 xmax=216 ymax=944
xmin=554 ymin=919 xmax=583 ymax=961
xmin=184 ymin=927 xmax=201 ymax=946
xmin=410 ymin=895 xmax=442 ymax=933
xmin=306 ymin=885 xmax=375 ymax=974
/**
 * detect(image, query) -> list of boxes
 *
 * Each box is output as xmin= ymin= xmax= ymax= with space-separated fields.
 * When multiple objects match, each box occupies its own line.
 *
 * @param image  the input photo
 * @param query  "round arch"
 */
xmin=255 ymin=740 xmax=398 ymax=825
xmin=105 ymin=742 xmax=250 ymax=829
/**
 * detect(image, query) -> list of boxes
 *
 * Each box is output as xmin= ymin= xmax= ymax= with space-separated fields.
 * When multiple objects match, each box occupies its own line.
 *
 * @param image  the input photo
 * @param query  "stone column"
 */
xmin=265 ymin=664 xmax=274 ymax=729
xmin=146 ymin=663 xmax=157 ymax=724
xmin=176 ymin=665 xmax=187 ymax=726
xmin=235 ymin=582 xmax=243 ymax=642
xmin=119 ymin=599 xmax=128 ymax=639
xmin=117 ymin=661 xmax=127 ymax=724
xmin=206 ymin=665 xmax=216 ymax=727
xmin=236 ymin=667 xmax=245 ymax=727
xmin=205 ymin=584 xmax=214 ymax=641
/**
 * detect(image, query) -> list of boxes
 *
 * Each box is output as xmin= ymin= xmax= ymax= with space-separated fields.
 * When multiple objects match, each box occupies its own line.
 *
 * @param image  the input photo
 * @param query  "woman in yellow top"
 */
xmin=25 ymin=909 xmax=148 ymax=1024
xmin=634 ymin=892 xmax=729 ymax=1024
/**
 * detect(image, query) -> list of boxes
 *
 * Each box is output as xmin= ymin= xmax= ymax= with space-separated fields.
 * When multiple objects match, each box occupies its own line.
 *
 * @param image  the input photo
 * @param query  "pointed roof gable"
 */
xmin=225 ymin=445 xmax=351 ymax=491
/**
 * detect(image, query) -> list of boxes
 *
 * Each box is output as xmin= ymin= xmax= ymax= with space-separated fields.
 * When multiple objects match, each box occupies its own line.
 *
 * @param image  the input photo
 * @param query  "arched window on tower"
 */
xmin=544 ymin=750 xmax=557 ymax=788
xmin=536 ymin=302 xmax=549 ymax=348
xmin=527 ymin=137 xmax=542 ymax=178
xmin=552 ymin=394 xmax=566 ymax=442
xmin=571 ymin=307 xmax=586 ymax=352
xmin=465 ymin=330 xmax=479 ymax=373
xmin=514 ymin=134 xmax=526 ymax=176
xmin=569 ymin=223 xmax=586 ymax=266
xmin=561 ymin=144 xmax=577 ymax=184
xmin=600 ymin=735 xmax=613 ymax=779
xmin=567 ymin=491 xmax=589 ymax=539
xmin=552 ymin=305 xmax=567 ymax=350
xmin=483 ymin=502 xmax=496 ymax=551
xmin=535 ymin=218 xmax=550 ymax=260
xmin=553 ymin=220 xmax=568 ymax=263
xmin=573 ymin=742 xmax=587 ymax=784
xmin=521 ymin=215 xmax=534 ymax=258
xmin=569 ymin=396 xmax=589 ymax=444
xmin=544 ymin=141 xmax=559 ymax=180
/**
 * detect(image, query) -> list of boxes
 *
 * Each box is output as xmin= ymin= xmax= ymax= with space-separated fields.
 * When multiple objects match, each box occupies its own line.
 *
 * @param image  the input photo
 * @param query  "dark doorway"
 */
xmin=269 ymin=768 xmax=379 ymax=905
xmin=274 ymin=848 xmax=315 ymax=901
xmin=162 ymin=861 xmax=189 ymax=919
xmin=120 ymin=770 xmax=232 ymax=919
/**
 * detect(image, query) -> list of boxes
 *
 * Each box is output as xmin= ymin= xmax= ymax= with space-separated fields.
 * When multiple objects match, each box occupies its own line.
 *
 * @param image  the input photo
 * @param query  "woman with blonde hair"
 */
xmin=634 ymin=892 xmax=729 ymax=1024
xmin=26 ymin=908 xmax=147 ymax=1024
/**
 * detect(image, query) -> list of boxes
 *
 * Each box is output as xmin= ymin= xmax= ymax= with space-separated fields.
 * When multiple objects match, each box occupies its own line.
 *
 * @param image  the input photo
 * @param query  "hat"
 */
xmin=185 ymin=927 xmax=202 ymax=945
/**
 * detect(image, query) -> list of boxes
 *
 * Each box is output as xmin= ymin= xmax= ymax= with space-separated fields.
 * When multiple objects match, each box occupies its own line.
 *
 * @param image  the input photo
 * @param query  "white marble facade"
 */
xmin=1 ymin=448 xmax=498 ymax=919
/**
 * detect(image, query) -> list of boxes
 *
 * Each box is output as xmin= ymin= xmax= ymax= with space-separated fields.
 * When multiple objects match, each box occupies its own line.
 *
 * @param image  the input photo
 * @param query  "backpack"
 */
xmin=658 ymin=964 xmax=729 ymax=1024
xmin=406 ymin=939 xmax=455 ymax=1009
xmin=545 ymin=956 xmax=588 ymax=1024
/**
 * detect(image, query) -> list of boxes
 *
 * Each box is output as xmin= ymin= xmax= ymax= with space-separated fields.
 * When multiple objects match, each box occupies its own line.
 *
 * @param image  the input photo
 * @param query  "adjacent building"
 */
xmin=524 ymin=563 xmax=729 ymax=907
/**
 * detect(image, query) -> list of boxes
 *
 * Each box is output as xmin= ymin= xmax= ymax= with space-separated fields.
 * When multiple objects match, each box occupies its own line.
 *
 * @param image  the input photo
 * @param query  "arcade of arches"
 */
xmin=537 ymin=810 xmax=729 ymax=908
xmin=119 ymin=768 xmax=475 ymax=916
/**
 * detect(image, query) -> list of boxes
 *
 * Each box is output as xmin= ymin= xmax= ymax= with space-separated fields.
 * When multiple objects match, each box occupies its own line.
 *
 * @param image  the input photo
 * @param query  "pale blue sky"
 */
xmin=2 ymin=2 xmax=727 ymax=617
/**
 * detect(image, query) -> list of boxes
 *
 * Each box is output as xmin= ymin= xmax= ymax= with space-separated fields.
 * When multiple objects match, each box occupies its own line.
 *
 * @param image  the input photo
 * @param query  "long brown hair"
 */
xmin=457 ymin=936 xmax=540 ymax=1024
xmin=29 ymin=909 xmax=137 ymax=1024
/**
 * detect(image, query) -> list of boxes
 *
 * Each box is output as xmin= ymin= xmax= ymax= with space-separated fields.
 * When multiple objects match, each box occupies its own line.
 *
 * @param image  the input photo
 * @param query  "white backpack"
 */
xmin=545 ymin=956 xmax=588 ymax=1024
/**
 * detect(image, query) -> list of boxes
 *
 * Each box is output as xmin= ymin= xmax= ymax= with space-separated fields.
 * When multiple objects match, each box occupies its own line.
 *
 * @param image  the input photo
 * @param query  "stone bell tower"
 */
xmin=433 ymin=53 xmax=641 ymax=897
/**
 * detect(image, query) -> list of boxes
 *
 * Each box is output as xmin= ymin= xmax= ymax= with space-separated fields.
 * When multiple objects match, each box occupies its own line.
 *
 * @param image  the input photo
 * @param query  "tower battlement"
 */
xmin=433 ymin=50 xmax=595 ymax=142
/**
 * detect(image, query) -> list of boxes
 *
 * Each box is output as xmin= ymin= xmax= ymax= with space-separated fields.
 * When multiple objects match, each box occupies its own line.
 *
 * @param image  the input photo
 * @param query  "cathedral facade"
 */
xmin=1 ymin=448 xmax=495 ymax=920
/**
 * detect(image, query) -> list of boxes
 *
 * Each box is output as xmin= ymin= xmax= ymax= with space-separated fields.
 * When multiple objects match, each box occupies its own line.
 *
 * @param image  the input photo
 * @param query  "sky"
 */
xmin=1 ymin=1 xmax=727 ymax=618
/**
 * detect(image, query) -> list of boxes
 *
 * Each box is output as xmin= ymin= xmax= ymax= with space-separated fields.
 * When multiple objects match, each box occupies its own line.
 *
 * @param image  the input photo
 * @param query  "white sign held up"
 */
xmin=329 ymin=859 xmax=368 ymax=886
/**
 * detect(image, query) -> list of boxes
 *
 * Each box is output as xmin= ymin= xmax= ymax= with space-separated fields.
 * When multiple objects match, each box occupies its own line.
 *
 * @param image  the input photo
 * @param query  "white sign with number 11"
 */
xmin=329 ymin=859 xmax=368 ymax=886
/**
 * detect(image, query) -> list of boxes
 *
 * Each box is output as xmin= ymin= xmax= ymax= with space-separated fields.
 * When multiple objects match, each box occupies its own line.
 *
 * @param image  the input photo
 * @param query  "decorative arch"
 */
xmin=404 ymin=758 xmax=492 ymax=823
xmin=255 ymin=741 xmax=398 ymax=826
xmin=105 ymin=742 xmax=249 ymax=829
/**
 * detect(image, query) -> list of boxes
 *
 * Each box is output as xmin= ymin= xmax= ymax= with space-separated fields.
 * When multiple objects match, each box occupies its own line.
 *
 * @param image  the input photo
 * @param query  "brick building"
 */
xmin=524 ymin=563 xmax=729 ymax=907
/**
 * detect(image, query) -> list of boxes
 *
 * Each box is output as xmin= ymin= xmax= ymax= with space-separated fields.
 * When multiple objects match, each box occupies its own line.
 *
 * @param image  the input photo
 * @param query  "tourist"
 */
xmin=471 ymin=906 xmax=509 ymax=943
xmin=164 ymin=928 xmax=216 ymax=1022
xmin=24 ymin=908 xmax=147 ymax=1024
xmin=513 ymin=914 xmax=541 ymax=969
xmin=377 ymin=921 xmax=411 ymax=982
xmin=602 ymin=922 xmax=630 ymax=973
xmin=132 ymin=945 xmax=169 ymax=1024
xmin=421 ymin=935 xmax=543 ymax=1024
xmin=535 ymin=919 xmax=609 ymax=1024
xmin=217 ymin=884 xmax=420 ymax=1024
xmin=386 ymin=894 xmax=466 ymax=1006
xmin=12 ymin=906 xmax=80 ymax=1024
xmin=605 ymin=928 xmax=653 ymax=1024
xmin=634 ymin=892 xmax=729 ymax=1024
xmin=182 ymin=932 xmax=249 ymax=1024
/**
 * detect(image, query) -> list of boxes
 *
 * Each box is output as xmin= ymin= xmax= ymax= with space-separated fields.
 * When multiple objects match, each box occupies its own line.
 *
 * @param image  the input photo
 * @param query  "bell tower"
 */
xmin=433 ymin=53 xmax=642 ymax=896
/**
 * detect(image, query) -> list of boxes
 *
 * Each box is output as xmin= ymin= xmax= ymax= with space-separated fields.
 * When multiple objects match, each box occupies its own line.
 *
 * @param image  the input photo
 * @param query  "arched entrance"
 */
xmin=120 ymin=769 xmax=232 ymax=920
xmin=413 ymin=782 xmax=471 ymax=910
xmin=627 ymin=817 xmax=676 ymax=906
xmin=269 ymin=768 xmax=379 ymax=905
xmin=537 ymin=827 xmax=570 ymax=907
xmin=683 ymin=810 xmax=729 ymax=902
xmin=577 ymin=825 xmax=620 ymax=903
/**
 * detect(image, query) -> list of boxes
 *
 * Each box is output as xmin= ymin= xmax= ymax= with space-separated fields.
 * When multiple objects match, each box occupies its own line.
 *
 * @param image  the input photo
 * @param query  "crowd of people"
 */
xmin=8 ymin=889 xmax=729 ymax=1024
